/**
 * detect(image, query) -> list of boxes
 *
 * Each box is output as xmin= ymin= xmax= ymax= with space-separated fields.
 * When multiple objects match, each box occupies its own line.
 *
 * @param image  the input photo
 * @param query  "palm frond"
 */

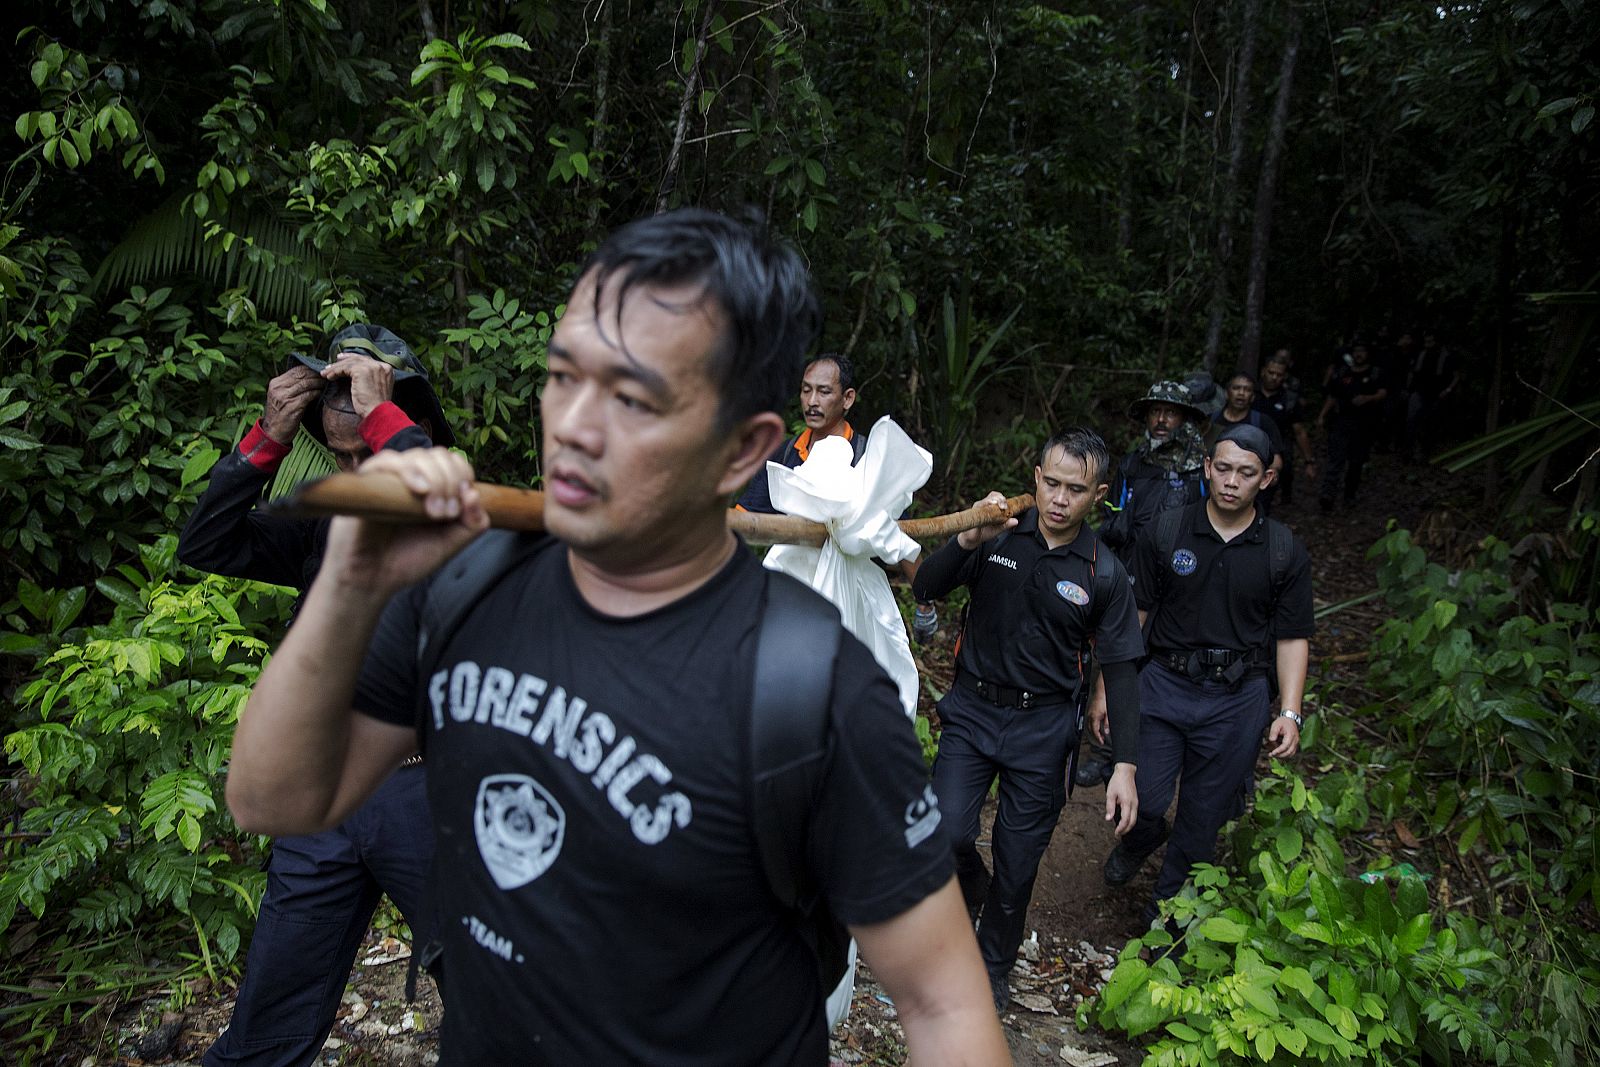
xmin=91 ymin=195 xmax=328 ymax=321
xmin=267 ymin=428 xmax=336 ymax=501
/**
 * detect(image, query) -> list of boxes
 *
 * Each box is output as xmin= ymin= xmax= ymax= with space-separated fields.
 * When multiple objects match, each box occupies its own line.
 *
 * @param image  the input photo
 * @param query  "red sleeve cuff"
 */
xmin=360 ymin=401 xmax=416 ymax=452
xmin=239 ymin=420 xmax=293 ymax=472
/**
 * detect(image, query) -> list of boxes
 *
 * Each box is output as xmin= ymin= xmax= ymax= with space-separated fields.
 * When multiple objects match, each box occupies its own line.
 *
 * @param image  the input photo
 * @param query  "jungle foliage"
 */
xmin=1 ymin=0 xmax=1597 ymax=1061
xmin=1091 ymin=526 xmax=1600 ymax=1065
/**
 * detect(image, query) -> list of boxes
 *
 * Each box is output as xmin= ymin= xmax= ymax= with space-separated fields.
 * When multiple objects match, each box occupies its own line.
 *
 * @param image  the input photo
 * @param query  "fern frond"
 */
xmin=267 ymin=426 xmax=335 ymax=500
xmin=91 ymin=196 xmax=328 ymax=320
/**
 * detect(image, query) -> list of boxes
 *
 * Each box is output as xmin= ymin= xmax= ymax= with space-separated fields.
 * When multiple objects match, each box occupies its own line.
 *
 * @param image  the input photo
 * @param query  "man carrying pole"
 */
xmin=223 ymin=208 xmax=1008 ymax=1064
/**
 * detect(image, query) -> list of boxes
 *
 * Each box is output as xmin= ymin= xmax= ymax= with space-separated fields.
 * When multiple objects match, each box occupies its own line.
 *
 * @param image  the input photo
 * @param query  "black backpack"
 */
xmin=409 ymin=530 xmax=851 ymax=994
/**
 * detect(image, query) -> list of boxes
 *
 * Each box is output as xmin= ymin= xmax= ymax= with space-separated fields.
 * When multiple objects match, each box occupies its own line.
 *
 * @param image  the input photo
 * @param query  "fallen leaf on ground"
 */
xmin=1011 ymin=992 xmax=1058 ymax=1015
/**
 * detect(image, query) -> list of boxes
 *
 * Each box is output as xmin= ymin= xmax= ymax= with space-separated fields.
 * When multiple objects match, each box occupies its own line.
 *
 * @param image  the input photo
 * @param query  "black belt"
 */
xmin=1153 ymin=648 xmax=1262 ymax=684
xmin=955 ymin=669 xmax=1067 ymax=710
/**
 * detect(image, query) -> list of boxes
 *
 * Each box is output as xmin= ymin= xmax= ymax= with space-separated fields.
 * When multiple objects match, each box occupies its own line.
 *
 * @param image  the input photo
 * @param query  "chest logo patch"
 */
xmin=1171 ymin=548 xmax=1198 ymax=576
xmin=1055 ymin=580 xmax=1090 ymax=606
xmin=474 ymin=774 xmax=566 ymax=892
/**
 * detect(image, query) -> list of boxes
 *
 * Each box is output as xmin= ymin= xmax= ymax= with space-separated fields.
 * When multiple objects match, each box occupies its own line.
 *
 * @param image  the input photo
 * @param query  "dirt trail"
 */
xmin=97 ymin=453 xmax=1471 ymax=1067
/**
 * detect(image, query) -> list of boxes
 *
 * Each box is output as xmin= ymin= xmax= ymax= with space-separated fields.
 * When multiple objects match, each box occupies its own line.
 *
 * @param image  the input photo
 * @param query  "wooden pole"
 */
xmin=272 ymin=472 xmax=1033 ymax=547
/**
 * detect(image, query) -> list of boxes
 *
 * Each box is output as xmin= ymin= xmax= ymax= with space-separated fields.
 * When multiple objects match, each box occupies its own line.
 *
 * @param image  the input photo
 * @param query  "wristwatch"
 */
xmin=1278 ymin=709 xmax=1304 ymax=726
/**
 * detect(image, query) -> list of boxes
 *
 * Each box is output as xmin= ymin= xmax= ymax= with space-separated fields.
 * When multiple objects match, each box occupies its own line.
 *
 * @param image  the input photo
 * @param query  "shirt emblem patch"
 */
xmin=1171 ymin=548 xmax=1198 ymax=576
xmin=474 ymin=774 xmax=566 ymax=891
xmin=1055 ymin=579 xmax=1090 ymax=606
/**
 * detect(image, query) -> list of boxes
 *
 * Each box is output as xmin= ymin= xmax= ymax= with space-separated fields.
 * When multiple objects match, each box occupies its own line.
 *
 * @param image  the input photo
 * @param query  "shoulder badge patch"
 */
xmin=1171 ymin=548 xmax=1198 ymax=576
xmin=1055 ymin=579 xmax=1090 ymax=606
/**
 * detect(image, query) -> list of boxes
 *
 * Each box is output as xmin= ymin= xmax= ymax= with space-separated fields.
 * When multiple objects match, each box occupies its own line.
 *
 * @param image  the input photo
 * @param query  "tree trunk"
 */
xmin=586 ymin=0 xmax=614 ymax=235
xmin=1237 ymin=7 xmax=1301 ymax=375
xmin=657 ymin=1 xmax=718 ymax=215
xmin=1158 ymin=30 xmax=1199 ymax=367
xmin=1483 ymin=204 xmax=1517 ymax=503
xmin=1201 ymin=0 xmax=1262 ymax=372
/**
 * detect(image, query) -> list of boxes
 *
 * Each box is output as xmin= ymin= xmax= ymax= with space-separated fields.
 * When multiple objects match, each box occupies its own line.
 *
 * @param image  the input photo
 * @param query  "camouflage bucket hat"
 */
xmin=1127 ymin=379 xmax=1208 ymax=422
xmin=290 ymin=323 xmax=455 ymax=448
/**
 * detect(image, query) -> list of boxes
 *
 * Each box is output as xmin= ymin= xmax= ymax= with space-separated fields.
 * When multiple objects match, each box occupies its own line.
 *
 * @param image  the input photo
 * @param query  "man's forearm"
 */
xmin=227 ymin=573 xmax=395 ymax=834
xmin=855 ymin=880 xmax=1012 ymax=1066
xmin=1275 ymin=638 xmax=1310 ymax=711
xmin=911 ymin=537 xmax=972 ymax=602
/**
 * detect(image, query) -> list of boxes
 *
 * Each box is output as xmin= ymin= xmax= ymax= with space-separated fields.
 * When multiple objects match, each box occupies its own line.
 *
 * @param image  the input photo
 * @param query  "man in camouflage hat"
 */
xmin=1078 ymin=379 xmax=1209 ymax=788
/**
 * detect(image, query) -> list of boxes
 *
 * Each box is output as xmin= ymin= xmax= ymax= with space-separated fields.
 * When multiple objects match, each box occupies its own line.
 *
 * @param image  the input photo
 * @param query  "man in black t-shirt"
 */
xmin=1317 ymin=341 xmax=1387 ymax=512
xmin=221 ymin=210 xmax=1008 ymax=1065
xmin=1211 ymin=371 xmax=1284 ymax=514
xmin=1253 ymin=352 xmax=1316 ymax=505
xmin=914 ymin=428 xmax=1142 ymax=1012
xmin=1104 ymin=424 xmax=1314 ymax=924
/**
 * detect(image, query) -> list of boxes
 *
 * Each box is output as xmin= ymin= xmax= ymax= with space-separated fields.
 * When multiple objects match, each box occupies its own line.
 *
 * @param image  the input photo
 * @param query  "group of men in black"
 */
xmin=181 ymin=209 xmax=1329 ymax=1065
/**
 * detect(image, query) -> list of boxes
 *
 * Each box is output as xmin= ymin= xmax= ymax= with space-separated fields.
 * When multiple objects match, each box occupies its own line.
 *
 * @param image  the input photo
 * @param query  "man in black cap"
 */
xmin=1078 ymin=380 xmax=1210 ymax=788
xmin=1317 ymin=340 xmax=1387 ymax=512
xmin=1253 ymin=353 xmax=1316 ymax=506
xmin=1103 ymin=423 xmax=1313 ymax=924
xmin=914 ymin=427 xmax=1142 ymax=1012
xmin=179 ymin=324 xmax=449 ymax=1067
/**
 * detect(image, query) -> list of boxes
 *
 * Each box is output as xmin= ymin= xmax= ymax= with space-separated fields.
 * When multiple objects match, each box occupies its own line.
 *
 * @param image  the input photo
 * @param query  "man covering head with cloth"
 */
xmin=221 ymin=208 xmax=1008 ymax=1065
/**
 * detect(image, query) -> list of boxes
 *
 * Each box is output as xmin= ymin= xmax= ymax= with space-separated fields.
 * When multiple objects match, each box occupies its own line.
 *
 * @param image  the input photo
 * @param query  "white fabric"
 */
xmin=759 ymin=416 xmax=932 ymax=1032
xmin=762 ymin=416 xmax=932 ymax=719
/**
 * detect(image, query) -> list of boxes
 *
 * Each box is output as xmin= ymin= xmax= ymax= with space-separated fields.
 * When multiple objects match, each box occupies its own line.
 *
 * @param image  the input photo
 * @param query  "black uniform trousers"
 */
xmin=1320 ymin=418 xmax=1375 ymax=507
xmin=1121 ymin=663 xmax=1270 ymax=908
xmin=931 ymin=684 xmax=1077 ymax=979
xmin=204 ymin=766 xmax=435 ymax=1067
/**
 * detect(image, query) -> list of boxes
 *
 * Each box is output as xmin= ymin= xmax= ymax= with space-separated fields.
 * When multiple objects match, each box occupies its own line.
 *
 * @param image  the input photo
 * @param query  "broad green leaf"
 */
xmin=1196 ymin=916 xmax=1247 ymax=942
xmin=1098 ymin=957 xmax=1149 ymax=1011
xmin=1394 ymin=911 xmax=1431 ymax=954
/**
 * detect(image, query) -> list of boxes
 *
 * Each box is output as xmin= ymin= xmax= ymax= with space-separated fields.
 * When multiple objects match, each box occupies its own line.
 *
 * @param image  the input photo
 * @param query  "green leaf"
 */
xmin=1573 ymin=105 xmax=1595 ymax=134
xmin=1275 ymin=1022 xmax=1308 ymax=1056
xmin=1099 ymin=957 xmax=1149 ymax=1011
xmin=1274 ymin=825 xmax=1304 ymax=862
xmin=180 ymin=446 xmax=220 ymax=489
xmin=804 ymin=158 xmax=826 ymax=186
xmin=1394 ymin=911 xmax=1431 ymax=954
xmin=1536 ymin=96 xmax=1578 ymax=119
xmin=1197 ymin=915 xmax=1247 ymax=942
xmin=571 ymin=153 xmax=589 ymax=178
xmin=50 ymin=587 xmax=86 ymax=634
xmin=1254 ymin=1029 xmax=1277 ymax=1060
xmin=96 ymin=575 xmax=144 ymax=611
xmin=1166 ymin=1021 xmax=1202 ymax=1041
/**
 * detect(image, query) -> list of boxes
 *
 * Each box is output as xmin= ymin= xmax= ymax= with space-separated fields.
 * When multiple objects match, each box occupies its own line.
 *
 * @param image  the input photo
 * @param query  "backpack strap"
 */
xmin=1141 ymin=505 xmax=1187 ymax=647
xmin=404 ymin=528 xmax=553 ymax=1001
xmin=415 ymin=530 xmax=555 ymax=674
xmin=1266 ymin=518 xmax=1293 ymax=597
xmin=750 ymin=571 xmax=843 ymax=908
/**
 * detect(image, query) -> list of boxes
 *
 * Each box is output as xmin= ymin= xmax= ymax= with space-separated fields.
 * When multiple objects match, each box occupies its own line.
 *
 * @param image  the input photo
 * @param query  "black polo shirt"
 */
xmin=1132 ymin=503 xmax=1314 ymax=655
xmin=913 ymin=509 xmax=1144 ymax=698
